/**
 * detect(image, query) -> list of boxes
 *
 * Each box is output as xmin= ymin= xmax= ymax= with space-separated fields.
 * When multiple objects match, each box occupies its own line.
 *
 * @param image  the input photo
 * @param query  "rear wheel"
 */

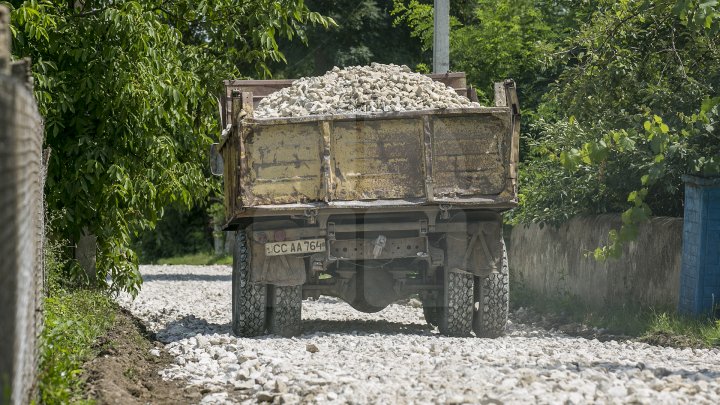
xmin=439 ymin=270 xmax=474 ymax=336
xmin=232 ymin=230 xmax=267 ymax=337
xmin=268 ymin=285 xmax=302 ymax=337
xmin=473 ymin=241 xmax=509 ymax=338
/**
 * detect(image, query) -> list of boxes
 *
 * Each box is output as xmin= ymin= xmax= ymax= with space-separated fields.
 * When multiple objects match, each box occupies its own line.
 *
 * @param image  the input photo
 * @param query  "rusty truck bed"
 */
xmin=219 ymin=75 xmax=520 ymax=226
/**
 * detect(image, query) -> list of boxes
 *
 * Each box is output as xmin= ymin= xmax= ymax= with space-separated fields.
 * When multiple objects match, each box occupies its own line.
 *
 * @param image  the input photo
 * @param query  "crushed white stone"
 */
xmin=254 ymin=63 xmax=482 ymax=118
xmin=118 ymin=265 xmax=720 ymax=404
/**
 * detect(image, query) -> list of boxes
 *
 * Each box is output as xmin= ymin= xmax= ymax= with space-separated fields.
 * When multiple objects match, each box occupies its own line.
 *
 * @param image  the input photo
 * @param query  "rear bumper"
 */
xmin=224 ymin=202 xmax=515 ymax=230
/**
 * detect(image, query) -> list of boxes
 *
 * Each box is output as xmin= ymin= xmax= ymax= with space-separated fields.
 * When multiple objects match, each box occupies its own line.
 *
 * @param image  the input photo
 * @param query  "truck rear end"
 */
xmin=216 ymin=72 xmax=520 ymax=337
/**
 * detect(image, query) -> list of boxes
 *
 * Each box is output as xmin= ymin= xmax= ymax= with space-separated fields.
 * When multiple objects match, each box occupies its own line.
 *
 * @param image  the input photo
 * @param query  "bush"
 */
xmin=38 ymin=290 xmax=115 ymax=404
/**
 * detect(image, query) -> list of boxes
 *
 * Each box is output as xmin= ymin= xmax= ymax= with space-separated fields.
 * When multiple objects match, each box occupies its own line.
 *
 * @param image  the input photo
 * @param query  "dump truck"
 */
xmin=212 ymin=73 xmax=520 ymax=337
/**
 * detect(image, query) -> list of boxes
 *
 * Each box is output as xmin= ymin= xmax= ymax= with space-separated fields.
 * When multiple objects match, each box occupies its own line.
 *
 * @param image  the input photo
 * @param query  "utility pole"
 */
xmin=433 ymin=0 xmax=449 ymax=73
xmin=0 ymin=5 xmax=9 ymax=75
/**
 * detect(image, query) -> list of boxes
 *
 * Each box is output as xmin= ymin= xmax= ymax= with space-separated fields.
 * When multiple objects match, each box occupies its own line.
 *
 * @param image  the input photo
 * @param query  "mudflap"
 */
xmin=446 ymin=220 xmax=504 ymax=277
xmin=467 ymin=221 xmax=504 ymax=276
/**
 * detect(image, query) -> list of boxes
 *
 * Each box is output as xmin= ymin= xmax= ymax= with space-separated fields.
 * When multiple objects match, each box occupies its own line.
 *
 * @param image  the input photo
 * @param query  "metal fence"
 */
xmin=0 ymin=5 xmax=46 ymax=404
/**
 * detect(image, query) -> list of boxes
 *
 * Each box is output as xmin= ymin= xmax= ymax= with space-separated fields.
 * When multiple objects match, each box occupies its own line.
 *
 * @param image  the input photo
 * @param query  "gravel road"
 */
xmin=118 ymin=265 xmax=720 ymax=404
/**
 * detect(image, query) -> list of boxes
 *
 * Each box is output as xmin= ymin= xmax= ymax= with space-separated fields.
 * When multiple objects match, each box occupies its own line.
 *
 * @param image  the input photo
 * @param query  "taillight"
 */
xmin=274 ymin=230 xmax=286 ymax=242
xmin=256 ymin=232 xmax=268 ymax=243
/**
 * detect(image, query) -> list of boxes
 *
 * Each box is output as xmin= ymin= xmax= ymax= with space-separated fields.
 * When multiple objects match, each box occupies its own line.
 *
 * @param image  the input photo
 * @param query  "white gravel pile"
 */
xmin=255 ymin=63 xmax=481 ymax=118
xmin=118 ymin=265 xmax=720 ymax=404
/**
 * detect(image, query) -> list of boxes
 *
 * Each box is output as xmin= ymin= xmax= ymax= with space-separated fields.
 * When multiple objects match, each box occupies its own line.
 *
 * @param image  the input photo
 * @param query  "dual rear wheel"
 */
xmin=231 ymin=230 xmax=303 ymax=337
xmin=425 ymin=241 xmax=510 ymax=337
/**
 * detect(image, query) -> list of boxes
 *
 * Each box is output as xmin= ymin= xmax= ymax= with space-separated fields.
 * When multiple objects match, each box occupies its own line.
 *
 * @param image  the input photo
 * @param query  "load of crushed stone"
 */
xmin=255 ymin=63 xmax=482 ymax=118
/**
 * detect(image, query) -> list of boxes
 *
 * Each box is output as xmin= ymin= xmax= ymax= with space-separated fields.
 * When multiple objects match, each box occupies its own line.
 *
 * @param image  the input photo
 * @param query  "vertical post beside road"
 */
xmin=433 ymin=0 xmax=449 ymax=74
xmin=0 ymin=4 xmax=8 ymax=74
xmin=679 ymin=175 xmax=720 ymax=316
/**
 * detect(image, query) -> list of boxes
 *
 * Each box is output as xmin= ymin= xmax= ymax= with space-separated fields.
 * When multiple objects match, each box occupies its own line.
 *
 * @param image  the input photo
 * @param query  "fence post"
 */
xmin=679 ymin=175 xmax=720 ymax=317
xmin=75 ymin=228 xmax=97 ymax=284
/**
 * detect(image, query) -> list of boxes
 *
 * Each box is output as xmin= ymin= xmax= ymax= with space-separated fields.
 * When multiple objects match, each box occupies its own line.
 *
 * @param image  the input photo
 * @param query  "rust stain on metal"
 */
xmin=332 ymin=118 xmax=424 ymax=201
xmin=320 ymin=121 xmax=334 ymax=202
xmin=431 ymin=114 xmax=509 ymax=198
xmin=243 ymin=121 xmax=323 ymax=204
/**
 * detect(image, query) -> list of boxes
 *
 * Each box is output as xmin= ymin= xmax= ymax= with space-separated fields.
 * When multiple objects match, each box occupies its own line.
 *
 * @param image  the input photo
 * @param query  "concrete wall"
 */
xmin=0 ymin=6 xmax=45 ymax=404
xmin=509 ymin=215 xmax=683 ymax=310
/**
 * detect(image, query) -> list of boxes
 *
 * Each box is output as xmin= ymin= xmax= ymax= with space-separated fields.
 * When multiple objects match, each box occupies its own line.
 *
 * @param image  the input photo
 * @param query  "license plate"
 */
xmin=265 ymin=238 xmax=326 ymax=256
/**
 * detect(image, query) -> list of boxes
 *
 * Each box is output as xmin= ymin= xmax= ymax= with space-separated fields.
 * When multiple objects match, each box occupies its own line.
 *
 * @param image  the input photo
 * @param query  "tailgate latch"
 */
xmin=304 ymin=208 xmax=319 ymax=225
xmin=439 ymin=204 xmax=452 ymax=220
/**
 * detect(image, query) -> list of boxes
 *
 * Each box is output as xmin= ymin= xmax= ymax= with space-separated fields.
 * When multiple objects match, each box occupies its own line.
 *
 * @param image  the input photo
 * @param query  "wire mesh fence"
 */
xmin=0 ymin=5 xmax=46 ymax=404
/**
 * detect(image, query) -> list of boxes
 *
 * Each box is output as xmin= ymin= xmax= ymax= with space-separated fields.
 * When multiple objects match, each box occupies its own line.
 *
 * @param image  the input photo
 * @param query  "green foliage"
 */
xmin=392 ymin=0 xmax=582 ymax=108
xmin=38 ymin=290 xmax=115 ymax=404
xmin=140 ymin=0 xmax=336 ymax=78
xmin=449 ymin=0 xmax=567 ymax=106
xmin=132 ymin=205 xmax=213 ymax=263
xmin=275 ymin=1 xmax=420 ymax=77
xmin=511 ymin=0 xmax=720 ymax=256
xmin=7 ymin=0 xmax=333 ymax=295
xmin=644 ymin=313 xmax=720 ymax=347
xmin=391 ymin=0 xmax=441 ymax=52
xmin=37 ymin=212 xmax=114 ymax=403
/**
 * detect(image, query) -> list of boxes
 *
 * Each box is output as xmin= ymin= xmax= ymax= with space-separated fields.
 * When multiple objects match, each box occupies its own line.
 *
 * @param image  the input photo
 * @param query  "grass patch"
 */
xmin=511 ymin=277 xmax=720 ymax=348
xmin=641 ymin=313 xmax=720 ymax=348
xmin=155 ymin=252 xmax=232 ymax=265
xmin=38 ymin=289 xmax=116 ymax=404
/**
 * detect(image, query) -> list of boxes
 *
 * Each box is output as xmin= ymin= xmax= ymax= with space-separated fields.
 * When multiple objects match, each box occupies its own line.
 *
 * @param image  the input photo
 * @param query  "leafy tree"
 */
xmin=274 ymin=0 xmax=423 ymax=77
xmin=392 ymin=0 xmax=588 ymax=108
xmin=512 ymin=0 xmax=720 ymax=258
xmin=7 ymin=0 xmax=334 ymax=294
xmin=132 ymin=205 xmax=214 ymax=262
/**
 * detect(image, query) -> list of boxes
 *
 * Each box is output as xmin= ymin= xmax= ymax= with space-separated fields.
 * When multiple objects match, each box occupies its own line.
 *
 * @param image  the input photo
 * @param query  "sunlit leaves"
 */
xmin=510 ymin=0 xmax=719 ymax=262
xmin=7 ymin=0 xmax=333 ymax=295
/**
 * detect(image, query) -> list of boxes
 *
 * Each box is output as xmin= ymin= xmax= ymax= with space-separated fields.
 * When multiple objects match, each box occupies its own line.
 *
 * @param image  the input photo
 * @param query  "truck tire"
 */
xmin=473 ymin=241 xmax=509 ymax=338
xmin=232 ymin=230 xmax=267 ymax=337
xmin=268 ymin=285 xmax=302 ymax=337
xmin=439 ymin=270 xmax=474 ymax=336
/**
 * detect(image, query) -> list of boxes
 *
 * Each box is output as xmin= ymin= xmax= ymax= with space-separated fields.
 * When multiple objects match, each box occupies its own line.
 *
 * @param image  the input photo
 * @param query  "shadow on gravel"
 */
xmin=155 ymin=315 xmax=231 ymax=343
xmin=582 ymin=362 xmax=720 ymax=380
xmin=142 ymin=273 xmax=232 ymax=282
xmin=301 ymin=318 xmax=433 ymax=336
xmin=155 ymin=315 xmax=432 ymax=342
